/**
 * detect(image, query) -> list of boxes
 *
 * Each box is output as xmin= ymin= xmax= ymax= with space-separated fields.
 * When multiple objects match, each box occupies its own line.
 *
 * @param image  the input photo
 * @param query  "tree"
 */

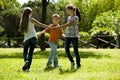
xmin=38 ymin=0 xmax=50 ymax=51
xmin=0 ymin=8 xmax=21 ymax=47
xmin=0 ymin=0 xmax=21 ymax=47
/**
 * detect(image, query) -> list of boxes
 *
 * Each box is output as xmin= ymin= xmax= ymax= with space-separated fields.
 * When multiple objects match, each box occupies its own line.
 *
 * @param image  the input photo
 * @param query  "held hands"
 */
xmin=47 ymin=25 xmax=60 ymax=29
xmin=37 ymin=31 xmax=42 ymax=37
xmin=54 ymin=26 xmax=60 ymax=29
xmin=51 ymin=25 xmax=60 ymax=30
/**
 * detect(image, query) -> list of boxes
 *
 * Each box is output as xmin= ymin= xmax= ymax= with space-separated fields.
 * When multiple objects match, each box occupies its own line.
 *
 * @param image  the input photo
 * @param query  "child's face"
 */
xmin=52 ymin=17 xmax=59 ymax=24
xmin=66 ymin=8 xmax=74 ymax=16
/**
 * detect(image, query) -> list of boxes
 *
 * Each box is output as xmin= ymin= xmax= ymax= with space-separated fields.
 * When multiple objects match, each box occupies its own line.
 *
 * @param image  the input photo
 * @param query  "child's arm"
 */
xmin=37 ymin=30 xmax=46 ymax=37
xmin=54 ymin=21 xmax=76 ymax=29
xmin=31 ymin=18 xmax=49 ymax=28
xmin=60 ymin=21 xmax=75 ymax=28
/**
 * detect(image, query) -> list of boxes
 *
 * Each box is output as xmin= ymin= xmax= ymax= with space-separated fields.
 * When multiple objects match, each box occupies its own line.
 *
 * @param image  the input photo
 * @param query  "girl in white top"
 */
xmin=19 ymin=7 xmax=48 ymax=71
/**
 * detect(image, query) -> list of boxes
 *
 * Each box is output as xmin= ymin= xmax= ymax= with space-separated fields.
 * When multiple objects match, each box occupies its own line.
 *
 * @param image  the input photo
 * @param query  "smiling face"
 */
xmin=66 ymin=4 xmax=75 ymax=16
xmin=52 ymin=17 xmax=60 ymax=25
xmin=66 ymin=8 xmax=74 ymax=16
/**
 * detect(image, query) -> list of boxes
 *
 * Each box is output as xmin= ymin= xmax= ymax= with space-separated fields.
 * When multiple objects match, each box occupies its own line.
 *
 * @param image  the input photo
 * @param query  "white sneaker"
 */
xmin=22 ymin=61 xmax=29 ymax=71
xmin=71 ymin=62 xmax=75 ymax=69
xmin=54 ymin=64 xmax=62 ymax=68
xmin=25 ymin=69 xmax=30 ymax=72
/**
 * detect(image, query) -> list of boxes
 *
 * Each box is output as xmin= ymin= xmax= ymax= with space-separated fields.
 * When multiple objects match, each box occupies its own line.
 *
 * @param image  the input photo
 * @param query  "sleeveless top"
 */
xmin=23 ymin=19 xmax=37 ymax=42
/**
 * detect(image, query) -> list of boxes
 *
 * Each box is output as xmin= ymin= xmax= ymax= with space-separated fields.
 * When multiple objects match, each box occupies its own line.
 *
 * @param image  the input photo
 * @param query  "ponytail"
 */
xmin=75 ymin=8 xmax=81 ymax=22
xmin=66 ymin=4 xmax=82 ymax=23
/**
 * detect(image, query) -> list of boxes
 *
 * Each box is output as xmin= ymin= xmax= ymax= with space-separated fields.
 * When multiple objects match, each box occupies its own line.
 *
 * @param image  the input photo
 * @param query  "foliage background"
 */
xmin=0 ymin=0 xmax=120 ymax=48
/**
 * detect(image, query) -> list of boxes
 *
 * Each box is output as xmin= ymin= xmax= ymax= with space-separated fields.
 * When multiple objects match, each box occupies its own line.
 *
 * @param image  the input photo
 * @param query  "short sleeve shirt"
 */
xmin=65 ymin=16 xmax=79 ymax=38
xmin=45 ymin=24 xmax=63 ymax=43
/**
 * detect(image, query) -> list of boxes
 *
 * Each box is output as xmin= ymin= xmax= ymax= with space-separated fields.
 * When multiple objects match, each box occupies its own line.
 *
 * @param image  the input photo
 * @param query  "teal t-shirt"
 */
xmin=65 ymin=16 xmax=80 ymax=38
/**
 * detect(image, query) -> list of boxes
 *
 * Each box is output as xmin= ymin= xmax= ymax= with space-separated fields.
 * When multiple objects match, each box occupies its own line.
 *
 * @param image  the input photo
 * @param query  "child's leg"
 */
xmin=27 ymin=37 xmax=37 ymax=69
xmin=52 ymin=43 xmax=58 ymax=67
xmin=65 ymin=38 xmax=74 ymax=63
xmin=72 ymin=38 xmax=81 ymax=68
xmin=23 ymin=41 xmax=29 ymax=62
xmin=46 ymin=42 xmax=54 ymax=66
xmin=22 ymin=40 xmax=29 ymax=71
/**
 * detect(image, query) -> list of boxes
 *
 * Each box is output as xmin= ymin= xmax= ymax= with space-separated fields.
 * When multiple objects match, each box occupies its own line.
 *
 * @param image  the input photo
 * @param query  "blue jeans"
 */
xmin=23 ymin=37 xmax=37 ymax=69
xmin=65 ymin=37 xmax=81 ymax=67
xmin=47 ymin=42 xmax=58 ymax=67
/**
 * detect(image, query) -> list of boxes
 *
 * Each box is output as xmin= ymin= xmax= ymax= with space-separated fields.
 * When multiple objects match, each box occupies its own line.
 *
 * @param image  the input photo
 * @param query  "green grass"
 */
xmin=0 ymin=48 xmax=120 ymax=80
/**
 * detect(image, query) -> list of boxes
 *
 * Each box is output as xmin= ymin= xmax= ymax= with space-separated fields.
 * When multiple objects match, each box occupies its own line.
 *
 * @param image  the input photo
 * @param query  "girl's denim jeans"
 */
xmin=23 ymin=37 xmax=37 ymax=69
xmin=65 ymin=37 xmax=81 ymax=67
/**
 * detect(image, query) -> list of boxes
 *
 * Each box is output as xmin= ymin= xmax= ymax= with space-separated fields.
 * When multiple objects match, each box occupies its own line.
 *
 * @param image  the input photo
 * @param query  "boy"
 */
xmin=37 ymin=14 xmax=64 ymax=67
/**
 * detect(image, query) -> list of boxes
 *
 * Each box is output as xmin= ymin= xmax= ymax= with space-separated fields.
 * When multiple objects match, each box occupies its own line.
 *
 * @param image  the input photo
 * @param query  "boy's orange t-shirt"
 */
xmin=45 ymin=24 xmax=63 ymax=43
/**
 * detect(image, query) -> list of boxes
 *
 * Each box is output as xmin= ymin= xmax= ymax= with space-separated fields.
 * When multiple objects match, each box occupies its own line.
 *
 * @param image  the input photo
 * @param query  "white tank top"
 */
xmin=23 ymin=19 xmax=37 ymax=42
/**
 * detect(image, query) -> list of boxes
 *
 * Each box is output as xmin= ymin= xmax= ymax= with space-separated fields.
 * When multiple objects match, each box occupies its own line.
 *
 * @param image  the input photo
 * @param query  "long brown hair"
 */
xmin=19 ymin=7 xmax=32 ymax=33
xmin=66 ymin=4 xmax=81 ymax=22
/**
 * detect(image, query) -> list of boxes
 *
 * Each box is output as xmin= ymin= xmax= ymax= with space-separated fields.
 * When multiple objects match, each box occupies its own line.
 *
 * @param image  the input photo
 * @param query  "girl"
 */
xmin=55 ymin=4 xmax=81 ymax=69
xmin=37 ymin=14 xmax=64 ymax=67
xmin=19 ymin=7 xmax=48 ymax=71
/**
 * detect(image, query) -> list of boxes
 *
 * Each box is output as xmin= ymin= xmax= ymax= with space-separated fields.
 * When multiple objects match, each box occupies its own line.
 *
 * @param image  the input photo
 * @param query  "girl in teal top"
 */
xmin=55 ymin=4 xmax=81 ymax=69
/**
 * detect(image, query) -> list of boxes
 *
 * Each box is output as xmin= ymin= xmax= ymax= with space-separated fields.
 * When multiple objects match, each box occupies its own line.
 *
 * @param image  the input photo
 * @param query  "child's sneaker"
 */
xmin=25 ymin=69 xmax=30 ymax=72
xmin=46 ymin=64 xmax=52 ymax=68
xmin=71 ymin=62 xmax=75 ymax=69
xmin=77 ymin=64 xmax=81 ymax=69
xmin=54 ymin=64 xmax=61 ymax=68
xmin=22 ymin=61 xmax=29 ymax=71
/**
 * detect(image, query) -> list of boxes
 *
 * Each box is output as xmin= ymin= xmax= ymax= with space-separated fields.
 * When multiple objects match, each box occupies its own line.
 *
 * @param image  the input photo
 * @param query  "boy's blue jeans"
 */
xmin=65 ymin=37 xmax=81 ymax=67
xmin=23 ymin=37 xmax=37 ymax=69
xmin=47 ymin=42 xmax=58 ymax=67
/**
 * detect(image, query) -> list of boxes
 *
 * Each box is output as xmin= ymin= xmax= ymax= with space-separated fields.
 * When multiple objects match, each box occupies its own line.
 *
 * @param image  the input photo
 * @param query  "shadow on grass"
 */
xmin=80 ymin=51 xmax=111 ymax=59
xmin=37 ymin=50 xmax=111 ymax=59
xmin=0 ymin=52 xmax=22 ymax=59
xmin=43 ymin=66 xmax=78 ymax=74
xmin=58 ymin=67 xmax=78 ymax=74
xmin=0 ymin=50 xmax=111 ymax=59
xmin=44 ymin=66 xmax=56 ymax=72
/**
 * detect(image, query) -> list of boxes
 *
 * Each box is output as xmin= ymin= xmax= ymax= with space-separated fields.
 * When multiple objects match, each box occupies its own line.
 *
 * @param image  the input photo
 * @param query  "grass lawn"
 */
xmin=0 ymin=48 xmax=120 ymax=80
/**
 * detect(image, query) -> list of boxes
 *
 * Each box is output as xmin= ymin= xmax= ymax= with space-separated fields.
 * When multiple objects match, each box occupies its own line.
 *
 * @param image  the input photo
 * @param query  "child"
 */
xmin=19 ymin=7 xmax=48 ymax=71
xmin=54 ymin=4 xmax=81 ymax=69
xmin=37 ymin=14 xmax=64 ymax=67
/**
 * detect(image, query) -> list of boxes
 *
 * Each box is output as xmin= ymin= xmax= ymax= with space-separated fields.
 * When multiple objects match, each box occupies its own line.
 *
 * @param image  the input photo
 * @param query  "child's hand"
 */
xmin=52 ymin=26 xmax=60 ymax=30
xmin=62 ymin=34 xmax=66 ymax=38
xmin=54 ymin=27 xmax=59 ymax=29
xmin=37 ymin=32 xmax=42 ymax=37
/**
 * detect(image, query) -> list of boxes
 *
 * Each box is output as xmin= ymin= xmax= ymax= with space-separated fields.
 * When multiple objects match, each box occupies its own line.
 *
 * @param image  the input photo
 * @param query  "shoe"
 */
xmin=46 ymin=64 xmax=52 ymax=68
xmin=22 ymin=61 xmax=29 ymax=71
xmin=77 ymin=66 xmax=80 ymax=69
xmin=77 ymin=64 xmax=81 ymax=69
xmin=54 ymin=64 xmax=61 ymax=68
xmin=25 ymin=69 xmax=30 ymax=72
xmin=71 ymin=62 xmax=75 ymax=69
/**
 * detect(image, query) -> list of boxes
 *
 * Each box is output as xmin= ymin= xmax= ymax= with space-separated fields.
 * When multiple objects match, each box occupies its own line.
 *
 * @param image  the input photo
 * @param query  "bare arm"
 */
xmin=37 ymin=30 xmax=46 ymax=37
xmin=61 ymin=21 xmax=76 ymax=28
xmin=54 ymin=21 xmax=76 ymax=29
xmin=31 ymin=18 xmax=48 ymax=28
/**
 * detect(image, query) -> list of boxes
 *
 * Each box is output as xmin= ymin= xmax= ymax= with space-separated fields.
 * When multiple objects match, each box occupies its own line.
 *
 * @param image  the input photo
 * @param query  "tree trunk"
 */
xmin=8 ymin=37 xmax=11 ymax=47
xmin=38 ymin=0 xmax=49 ymax=51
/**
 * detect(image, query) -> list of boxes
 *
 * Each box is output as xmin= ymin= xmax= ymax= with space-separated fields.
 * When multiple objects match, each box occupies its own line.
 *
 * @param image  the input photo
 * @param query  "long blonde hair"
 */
xmin=19 ymin=7 xmax=32 ymax=33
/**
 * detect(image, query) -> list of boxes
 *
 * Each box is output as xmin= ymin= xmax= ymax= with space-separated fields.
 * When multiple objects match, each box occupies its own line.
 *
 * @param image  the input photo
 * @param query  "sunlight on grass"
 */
xmin=0 ymin=48 xmax=120 ymax=80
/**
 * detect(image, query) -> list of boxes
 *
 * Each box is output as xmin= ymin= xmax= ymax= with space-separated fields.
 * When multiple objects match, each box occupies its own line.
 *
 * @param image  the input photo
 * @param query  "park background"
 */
xmin=0 ymin=0 xmax=120 ymax=80
xmin=0 ymin=0 xmax=120 ymax=49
